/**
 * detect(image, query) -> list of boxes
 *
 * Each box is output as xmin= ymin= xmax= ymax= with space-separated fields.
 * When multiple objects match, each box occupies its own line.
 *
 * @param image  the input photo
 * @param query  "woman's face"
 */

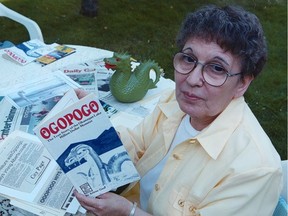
xmin=175 ymin=38 xmax=252 ymax=131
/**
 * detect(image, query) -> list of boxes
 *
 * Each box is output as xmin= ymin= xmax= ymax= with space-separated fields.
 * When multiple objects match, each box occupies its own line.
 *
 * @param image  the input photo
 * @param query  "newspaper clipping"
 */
xmin=0 ymin=131 xmax=79 ymax=215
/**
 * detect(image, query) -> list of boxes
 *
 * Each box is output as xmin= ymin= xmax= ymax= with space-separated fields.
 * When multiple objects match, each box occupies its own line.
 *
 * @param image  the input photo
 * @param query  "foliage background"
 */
xmin=0 ymin=0 xmax=287 ymax=159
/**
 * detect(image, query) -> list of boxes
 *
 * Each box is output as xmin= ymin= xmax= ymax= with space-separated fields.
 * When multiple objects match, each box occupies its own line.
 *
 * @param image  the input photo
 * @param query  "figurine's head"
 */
xmin=104 ymin=52 xmax=132 ymax=71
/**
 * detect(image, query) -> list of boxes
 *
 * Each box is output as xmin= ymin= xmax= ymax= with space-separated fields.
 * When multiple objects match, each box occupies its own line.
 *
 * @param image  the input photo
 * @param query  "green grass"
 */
xmin=0 ymin=0 xmax=287 ymax=159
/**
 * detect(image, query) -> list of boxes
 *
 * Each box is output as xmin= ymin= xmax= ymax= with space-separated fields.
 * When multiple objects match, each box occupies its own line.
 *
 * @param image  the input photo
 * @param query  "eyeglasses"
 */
xmin=173 ymin=52 xmax=242 ymax=87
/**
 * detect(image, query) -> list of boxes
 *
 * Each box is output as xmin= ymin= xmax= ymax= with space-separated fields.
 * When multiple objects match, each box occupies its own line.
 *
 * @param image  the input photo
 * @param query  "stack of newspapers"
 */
xmin=0 ymin=71 xmax=140 ymax=216
xmin=0 ymin=58 xmax=175 ymax=215
xmin=0 ymin=72 xmax=83 ymax=215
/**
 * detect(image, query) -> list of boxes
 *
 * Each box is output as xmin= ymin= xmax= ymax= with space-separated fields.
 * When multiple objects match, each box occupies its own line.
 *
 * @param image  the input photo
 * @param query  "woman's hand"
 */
xmin=74 ymin=191 xmax=133 ymax=216
xmin=75 ymin=88 xmax=89 ymax=99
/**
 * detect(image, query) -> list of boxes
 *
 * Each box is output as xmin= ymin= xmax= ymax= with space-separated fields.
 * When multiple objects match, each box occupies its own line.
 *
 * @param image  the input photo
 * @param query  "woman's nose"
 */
xmin=186 ymin=64 xmax=205 ymax=86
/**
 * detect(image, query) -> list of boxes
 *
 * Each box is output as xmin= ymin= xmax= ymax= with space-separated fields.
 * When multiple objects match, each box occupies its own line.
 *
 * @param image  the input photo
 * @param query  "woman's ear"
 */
xmin=234 ymin=75 xmax=254 ymax=98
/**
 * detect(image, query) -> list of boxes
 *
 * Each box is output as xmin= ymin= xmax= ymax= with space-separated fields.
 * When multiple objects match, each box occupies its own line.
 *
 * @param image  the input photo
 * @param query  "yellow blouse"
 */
xmin=118 ymin=90 xmax=282 ymax=216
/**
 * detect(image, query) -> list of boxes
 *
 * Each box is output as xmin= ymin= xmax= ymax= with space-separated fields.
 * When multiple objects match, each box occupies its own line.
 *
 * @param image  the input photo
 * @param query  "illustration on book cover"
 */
xmin=57 ymin=127 xmax=138 ymax=195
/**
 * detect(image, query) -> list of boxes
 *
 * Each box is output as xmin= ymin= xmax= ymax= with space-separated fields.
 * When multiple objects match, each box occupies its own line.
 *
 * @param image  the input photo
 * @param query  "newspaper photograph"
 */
xmin=0 ymin=73 xmax=81 ymax=141
xmin=0 ymin=96 xmax=62 ymax=140
xmin=56 ymin=58 xmax=114 ymax=98
xmin=4 ymin=71 xmax=80 ymax=108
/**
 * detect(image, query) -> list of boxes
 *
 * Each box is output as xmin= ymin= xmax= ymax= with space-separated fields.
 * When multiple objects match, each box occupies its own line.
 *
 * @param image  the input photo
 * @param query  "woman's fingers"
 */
xmin=74 ymin=88 xmax=89 ymax=99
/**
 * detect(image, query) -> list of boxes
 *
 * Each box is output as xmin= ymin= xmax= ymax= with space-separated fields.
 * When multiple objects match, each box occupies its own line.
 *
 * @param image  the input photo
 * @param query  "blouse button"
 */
xmin=189 ymin=139 xmax=197 ymax=144
xmin=189 ymin=206 xmax=196 ymax=212
xmin=189 ymin=206 xmax=200 ymax=216
xmin=172 ymin=153 xmax=180 ymax=160
xmin=155 ymin=184 xmax=160 ymax=191
xmin=178 ymin=199 xmax=184 ymax=207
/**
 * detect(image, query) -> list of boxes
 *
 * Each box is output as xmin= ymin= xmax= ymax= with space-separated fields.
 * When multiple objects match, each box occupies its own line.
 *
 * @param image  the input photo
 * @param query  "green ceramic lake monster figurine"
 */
xmin=104 ymin=52 xmax=162 ymax=103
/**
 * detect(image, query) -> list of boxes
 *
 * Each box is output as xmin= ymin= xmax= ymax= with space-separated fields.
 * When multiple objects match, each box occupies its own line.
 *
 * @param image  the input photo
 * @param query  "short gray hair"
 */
xmin=176 ymin=5 xmax=267 ymax=78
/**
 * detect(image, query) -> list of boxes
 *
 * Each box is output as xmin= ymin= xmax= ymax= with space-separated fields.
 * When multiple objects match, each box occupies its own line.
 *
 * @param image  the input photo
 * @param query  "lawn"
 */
xmin=0 ymin=0 xmax=287 ymax=159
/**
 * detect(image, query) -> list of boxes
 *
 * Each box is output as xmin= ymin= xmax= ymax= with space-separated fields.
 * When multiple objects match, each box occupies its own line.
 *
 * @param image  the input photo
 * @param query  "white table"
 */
xmin=0 ymin=45 xmax=114 ymax=216
xmin=0 ymin=45 xmax=174 ymax=129
xmin=0 ymin=44 xmax=175 ymax=216
xmin=0 ymin=45 xmax=113 ymax=90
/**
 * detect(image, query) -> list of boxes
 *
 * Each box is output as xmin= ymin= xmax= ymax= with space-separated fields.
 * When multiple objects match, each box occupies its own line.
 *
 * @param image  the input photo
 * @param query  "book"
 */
xmin=34 ymin=92 xmax=140 ymax=197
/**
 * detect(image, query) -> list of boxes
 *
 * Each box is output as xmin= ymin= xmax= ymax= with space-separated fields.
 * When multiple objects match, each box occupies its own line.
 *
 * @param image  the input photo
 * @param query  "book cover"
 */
xmin=34 ymin=93 xmax=140 ymax=197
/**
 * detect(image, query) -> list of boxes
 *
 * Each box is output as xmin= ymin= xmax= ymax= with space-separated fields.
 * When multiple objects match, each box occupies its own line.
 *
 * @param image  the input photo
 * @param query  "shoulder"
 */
xmin=226 ymin=98 xmax=281 ymax=170
xmin=206 ymin=97 xmax=281 ymax=169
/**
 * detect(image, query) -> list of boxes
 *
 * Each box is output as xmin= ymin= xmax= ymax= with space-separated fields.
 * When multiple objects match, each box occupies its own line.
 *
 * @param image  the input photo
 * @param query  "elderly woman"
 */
xmin=74 ymin=4 xmax=282 ymax=216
